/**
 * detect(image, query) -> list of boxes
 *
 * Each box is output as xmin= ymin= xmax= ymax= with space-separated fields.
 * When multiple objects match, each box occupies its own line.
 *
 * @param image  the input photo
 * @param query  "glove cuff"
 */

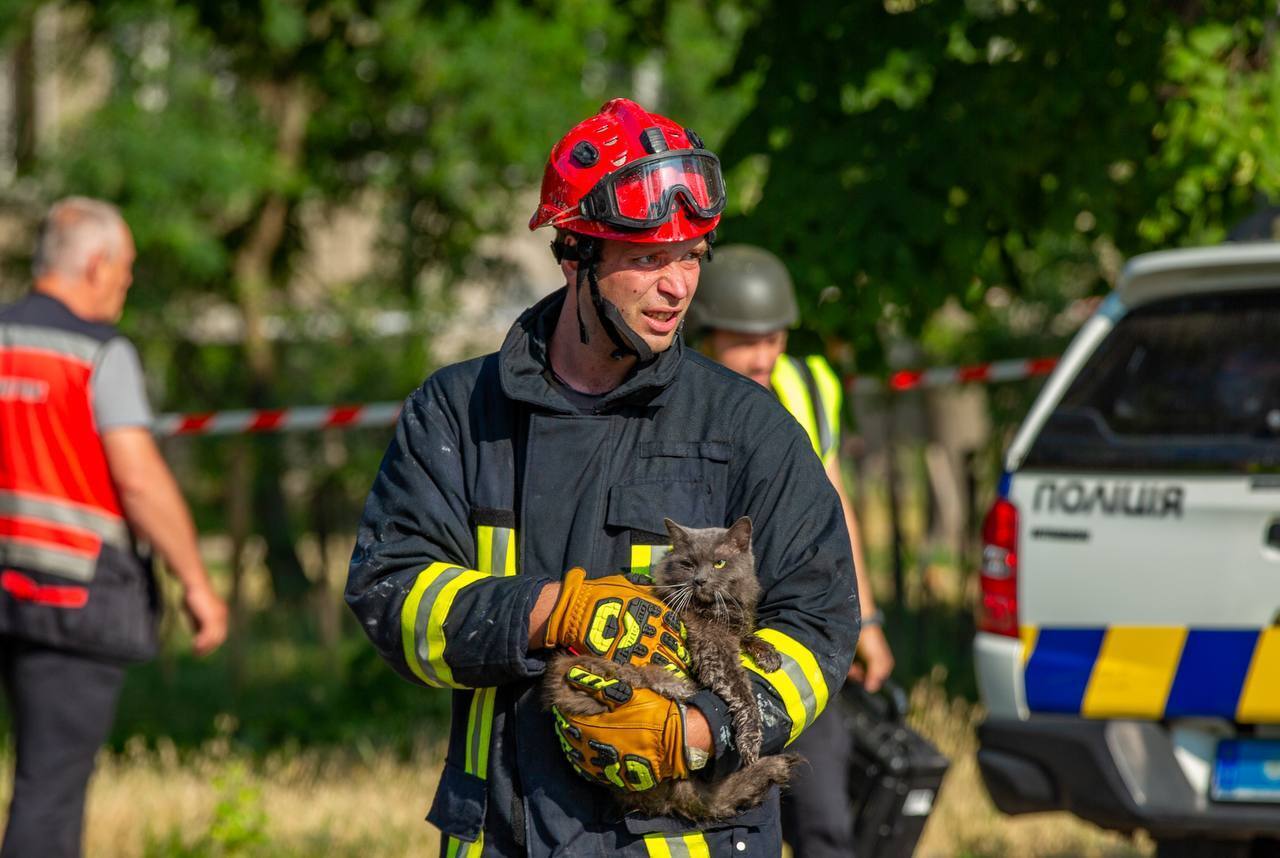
xmin=543 ymin=567 xmax=589 ymax=650
xmin=678 ymin=702 xmax=708 ymax=771
xmin=665 ymin=701 xmax=691 ymax=781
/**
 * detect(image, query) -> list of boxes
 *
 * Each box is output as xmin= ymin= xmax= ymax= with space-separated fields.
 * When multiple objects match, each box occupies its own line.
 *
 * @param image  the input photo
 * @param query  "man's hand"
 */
xmin=182 ymin=583 xmax=228 ymax=657
xmin=103 ymin=427 xmax=227 ymax=657
xmin=848 ymin=624 xmax=894 ymax=692
xmin=551 ymin=665 xmax=690 ymax=791
xmin=542 ymin=568 xmax=689 ymax=673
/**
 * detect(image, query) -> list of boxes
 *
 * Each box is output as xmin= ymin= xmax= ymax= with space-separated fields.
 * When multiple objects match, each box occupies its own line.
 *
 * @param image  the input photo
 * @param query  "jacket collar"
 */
xmin=498 ymin=287 xmax=684 ymax=413
xmin=22 ymin=292 xmax=78 ymax=319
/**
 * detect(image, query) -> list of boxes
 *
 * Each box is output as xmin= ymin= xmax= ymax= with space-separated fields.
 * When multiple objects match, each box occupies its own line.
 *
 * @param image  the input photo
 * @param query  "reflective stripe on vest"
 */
xmin=769 ymin=355 xmax=843 ymax=466
xmin=445 ymin=522 xmax=519 ymax=858
xmin=0 ymin=491 xmax=131 ymax=583
xmin=2 ymin=324 xmax=102 ymax=364
xmin=0 ymin=491 xmax=130 ymax=548
xmin=1 ymin=319 xmax=126 ymax=584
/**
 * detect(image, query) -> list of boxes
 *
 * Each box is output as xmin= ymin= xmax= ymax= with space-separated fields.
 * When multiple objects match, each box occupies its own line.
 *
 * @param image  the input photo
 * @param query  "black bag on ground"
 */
xmin=842 ymin=681 xmax=950 ymax=858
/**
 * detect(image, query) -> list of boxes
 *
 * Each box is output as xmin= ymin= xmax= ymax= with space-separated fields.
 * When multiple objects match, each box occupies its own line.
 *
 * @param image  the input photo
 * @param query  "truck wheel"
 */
xmin=1155 ymin=837 xmax=1251 ymax=858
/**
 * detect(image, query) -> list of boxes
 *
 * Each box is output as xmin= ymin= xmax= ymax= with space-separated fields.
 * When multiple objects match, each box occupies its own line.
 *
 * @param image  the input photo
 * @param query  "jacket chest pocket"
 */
xmin=607 ymin=441 xmax=731 ymax=578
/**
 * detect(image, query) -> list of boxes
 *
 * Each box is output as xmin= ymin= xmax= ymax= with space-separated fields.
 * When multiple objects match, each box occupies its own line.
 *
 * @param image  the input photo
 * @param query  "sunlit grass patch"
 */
xmin=0 ymin=676 xmax=1151 ymax=857
xmin=81 ymin=741 xmax=444 ymax=858
xmin=909 ymin=677 xmax=1152 ymax=858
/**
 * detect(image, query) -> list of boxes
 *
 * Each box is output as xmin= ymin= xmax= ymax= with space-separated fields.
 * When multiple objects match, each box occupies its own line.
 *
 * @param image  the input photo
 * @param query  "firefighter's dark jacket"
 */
xmin=347 ymin=288 xmax=859 ymax=856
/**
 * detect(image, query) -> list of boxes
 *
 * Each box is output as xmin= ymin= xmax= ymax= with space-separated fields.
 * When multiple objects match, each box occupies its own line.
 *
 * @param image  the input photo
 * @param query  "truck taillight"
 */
xmin=978 ymin=497 xmax=1019 ymax=637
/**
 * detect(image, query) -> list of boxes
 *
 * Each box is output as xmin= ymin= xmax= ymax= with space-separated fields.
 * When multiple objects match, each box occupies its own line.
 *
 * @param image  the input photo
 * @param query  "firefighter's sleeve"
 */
xmin=345 ymin=380 xmax=550 ymax=689
xmin=702 ymin=414 xmax=859 ymax=778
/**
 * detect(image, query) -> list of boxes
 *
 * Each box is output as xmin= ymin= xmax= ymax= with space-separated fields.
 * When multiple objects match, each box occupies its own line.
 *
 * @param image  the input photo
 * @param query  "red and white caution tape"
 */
xmin=845 ymin=356 xmax=1058 ymax=394
xmin=153 ymin=356 xmax=1059 ymax=437
xmin=153 ymin=403 xmax=403 ymax=437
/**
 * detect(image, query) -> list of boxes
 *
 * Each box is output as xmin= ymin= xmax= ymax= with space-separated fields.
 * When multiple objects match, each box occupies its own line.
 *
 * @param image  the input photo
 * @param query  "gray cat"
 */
xmin=543 ymin=516 xmax=800 ymax=822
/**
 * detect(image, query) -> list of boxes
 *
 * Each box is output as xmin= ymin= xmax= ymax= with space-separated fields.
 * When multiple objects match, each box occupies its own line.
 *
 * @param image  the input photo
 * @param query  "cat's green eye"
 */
xmin=713 ymin=559 xmax=726 ymax=569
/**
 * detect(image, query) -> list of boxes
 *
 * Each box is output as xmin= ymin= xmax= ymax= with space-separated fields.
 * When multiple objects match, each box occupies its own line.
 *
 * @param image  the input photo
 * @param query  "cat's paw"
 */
xmin=756 ymin=753 xmax=802 ymax=787
xmin=637 ymin=665 xmax=696 ymax=700
xmin=742 ymin=636 xmax=782 ymax=673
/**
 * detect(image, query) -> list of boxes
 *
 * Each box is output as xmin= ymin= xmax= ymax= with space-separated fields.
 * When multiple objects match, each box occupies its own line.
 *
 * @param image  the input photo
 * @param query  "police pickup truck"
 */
xmin=974 ymin=244 xmax=1280 ymax=857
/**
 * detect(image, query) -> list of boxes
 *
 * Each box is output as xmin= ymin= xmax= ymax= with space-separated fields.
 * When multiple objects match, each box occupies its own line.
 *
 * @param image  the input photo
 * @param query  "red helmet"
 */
xmin=529 ymin=98 xmax=724 ymax=244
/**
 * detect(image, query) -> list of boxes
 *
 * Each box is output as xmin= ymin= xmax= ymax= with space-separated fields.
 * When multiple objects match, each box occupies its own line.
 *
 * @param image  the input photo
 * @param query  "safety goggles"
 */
xmin=576 ymin=149 xmax=726 ymax=229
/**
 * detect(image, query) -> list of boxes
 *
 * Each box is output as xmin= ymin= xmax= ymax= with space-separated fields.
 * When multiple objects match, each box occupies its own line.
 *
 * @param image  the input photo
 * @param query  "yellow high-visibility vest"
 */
xmin=769 ymin=354 xmax=843 ymax=467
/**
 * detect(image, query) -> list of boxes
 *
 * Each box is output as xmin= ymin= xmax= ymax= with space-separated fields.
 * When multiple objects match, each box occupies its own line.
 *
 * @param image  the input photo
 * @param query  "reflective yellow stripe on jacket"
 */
xmin=401 ymin=562 xmax=488 ymax=689
xmin=741 ymin=627 xmax=830 ymax=745
xmin=769 ymin=354 xmax=843 ymax=466
xmin=642 ymin=831 xmax=711 ymax=858
xmin=400 ymin=524 xmax=520 ymax=690
xmin=629 ymin=543 xmax=672 ymax=580
xmin=445 ymin=523 xmax=519 ymax=858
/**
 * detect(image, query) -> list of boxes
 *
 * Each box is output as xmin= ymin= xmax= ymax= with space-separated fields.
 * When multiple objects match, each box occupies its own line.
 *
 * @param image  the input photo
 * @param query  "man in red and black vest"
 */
xmin=0 ymin=197 xmax=227 ymax=858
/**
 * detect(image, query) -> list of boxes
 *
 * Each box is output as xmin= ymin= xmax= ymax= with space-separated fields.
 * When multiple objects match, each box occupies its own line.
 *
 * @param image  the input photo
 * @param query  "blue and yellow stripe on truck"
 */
xmin=1022 ymin=625 xmax=1280 ymax=722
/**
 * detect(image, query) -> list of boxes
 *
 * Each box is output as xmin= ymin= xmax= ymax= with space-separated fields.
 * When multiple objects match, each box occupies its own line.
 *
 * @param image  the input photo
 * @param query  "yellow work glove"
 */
xmin=544 ymin=568 xmax=689 ymax=673
xmin=551 ymin=664 xmax=691 ymax=791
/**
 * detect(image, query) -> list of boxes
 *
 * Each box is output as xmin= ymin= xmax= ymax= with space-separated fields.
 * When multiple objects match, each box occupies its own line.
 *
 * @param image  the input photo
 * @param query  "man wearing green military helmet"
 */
xmin=688 ymin=244 xmax=894 ymax=858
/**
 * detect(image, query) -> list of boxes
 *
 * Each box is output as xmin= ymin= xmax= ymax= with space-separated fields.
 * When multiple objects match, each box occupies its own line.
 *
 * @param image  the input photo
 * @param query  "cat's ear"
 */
xmin=725 ymin=516 xmax=752 ymax=551
xmin=664 ymin=518 xmax=691 ymax=547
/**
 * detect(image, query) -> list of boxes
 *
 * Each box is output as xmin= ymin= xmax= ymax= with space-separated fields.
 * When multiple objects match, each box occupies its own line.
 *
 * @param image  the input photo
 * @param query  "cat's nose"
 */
xmin=694 ymin=573 xmax=709 ymax=586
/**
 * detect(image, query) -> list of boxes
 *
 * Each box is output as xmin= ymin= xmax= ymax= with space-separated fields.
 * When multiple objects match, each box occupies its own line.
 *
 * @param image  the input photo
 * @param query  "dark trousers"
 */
xmin=781 ymin=702 xmax=856 ymax=858
xmin=0 ymin=638 xmax=126 ymax=858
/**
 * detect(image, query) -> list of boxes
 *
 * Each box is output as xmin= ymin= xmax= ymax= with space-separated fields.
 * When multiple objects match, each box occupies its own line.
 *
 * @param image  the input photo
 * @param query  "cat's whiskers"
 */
xmin=723 ymin=590 xmax=745 ymax=619
xmin=655 ymin=581 xmax=692 ymax=608
xmin=664 ymin=583 xmax=693 ymax=617
xmin=677 ymin=588 xmax=695 ymax=615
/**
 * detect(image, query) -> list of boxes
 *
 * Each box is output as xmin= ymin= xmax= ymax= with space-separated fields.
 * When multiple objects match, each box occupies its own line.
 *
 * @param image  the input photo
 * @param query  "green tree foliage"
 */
xmin=718 ymin=0 xmax=1280 ymax=367
xmin=49 ymin=0 xmax=645 ymax=328
xmin=18 ymin=0 xmax=741 ymax=600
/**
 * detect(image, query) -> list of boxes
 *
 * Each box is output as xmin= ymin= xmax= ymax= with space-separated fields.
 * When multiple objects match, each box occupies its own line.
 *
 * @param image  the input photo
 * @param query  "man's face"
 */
xmin=86 ymin=225 xmax=136 ymax=323
xmin=588 ymin=236 xmax=709 ymax=355
xmin=706 ymin=328 xmax=788 ymax=388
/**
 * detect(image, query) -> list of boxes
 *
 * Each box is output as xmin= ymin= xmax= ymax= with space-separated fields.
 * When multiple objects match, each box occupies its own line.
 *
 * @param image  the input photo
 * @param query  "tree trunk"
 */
xmin=231 ymin=79 xmax=312 ymax=604
xmin=12 ymin=19 xmax=36 ymax=175
xmin=226 ymin=439 xmax=251 ymax=691
xmin=885 ymin=396 xmax=906 ymax=609
xmin=309 ymin=459 xmax=345 ymax=649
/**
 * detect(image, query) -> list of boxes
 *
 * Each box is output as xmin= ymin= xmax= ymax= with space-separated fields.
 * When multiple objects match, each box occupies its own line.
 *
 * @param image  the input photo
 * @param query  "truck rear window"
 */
xmin=1025 ymin=289 xmax=1280 ymax=472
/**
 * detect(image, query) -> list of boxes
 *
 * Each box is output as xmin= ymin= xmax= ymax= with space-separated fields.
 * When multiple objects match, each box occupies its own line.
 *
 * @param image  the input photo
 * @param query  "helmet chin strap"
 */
xmin=584 ymin=259 xmax=655 ymax=363
xmin=558 ymin=235 xmax=656 ymax=364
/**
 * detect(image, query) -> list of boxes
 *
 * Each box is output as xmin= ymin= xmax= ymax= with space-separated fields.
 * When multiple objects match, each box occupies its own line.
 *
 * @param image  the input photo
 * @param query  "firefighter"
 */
xmin=0 ymin=197 xmax=228 ymax=858
xmin=689 ymin=244 xmax=895 ymax=858
xmin=346 ymin=99 xmax=859 ymax=856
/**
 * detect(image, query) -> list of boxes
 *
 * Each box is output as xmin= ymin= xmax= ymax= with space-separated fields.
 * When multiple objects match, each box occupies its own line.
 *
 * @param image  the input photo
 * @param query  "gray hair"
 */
xmin=32 ymin=197 xmax=127 ymax=279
